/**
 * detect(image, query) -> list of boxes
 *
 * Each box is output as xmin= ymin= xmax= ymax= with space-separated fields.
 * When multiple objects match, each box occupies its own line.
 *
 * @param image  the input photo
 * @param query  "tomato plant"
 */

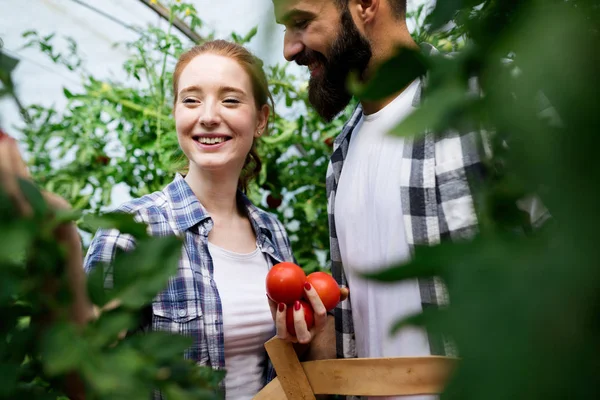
xmin=265 ymin=262 xmax=306 ymax=305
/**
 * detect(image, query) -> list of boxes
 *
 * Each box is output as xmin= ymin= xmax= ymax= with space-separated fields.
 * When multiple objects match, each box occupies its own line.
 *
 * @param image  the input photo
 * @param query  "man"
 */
xmin=272 ymin=0 xmax=546 ymax=398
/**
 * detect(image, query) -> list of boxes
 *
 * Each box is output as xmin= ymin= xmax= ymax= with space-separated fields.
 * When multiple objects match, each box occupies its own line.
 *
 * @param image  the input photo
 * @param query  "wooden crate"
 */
xmin=253 ymin=337 xmax=457 ymax=399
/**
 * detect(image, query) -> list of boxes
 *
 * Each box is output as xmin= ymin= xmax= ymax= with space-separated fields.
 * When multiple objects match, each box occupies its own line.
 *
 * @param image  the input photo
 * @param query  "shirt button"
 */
xmin=178 ymin=309 xmax=187 ymax=317
xmin=267 ymin=247 xmax=275 ymax=253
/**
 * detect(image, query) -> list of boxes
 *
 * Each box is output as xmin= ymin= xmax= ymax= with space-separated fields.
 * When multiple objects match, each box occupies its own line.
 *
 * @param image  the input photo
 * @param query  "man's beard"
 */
xmin=297 ymin=8 xmax=372 ymax=122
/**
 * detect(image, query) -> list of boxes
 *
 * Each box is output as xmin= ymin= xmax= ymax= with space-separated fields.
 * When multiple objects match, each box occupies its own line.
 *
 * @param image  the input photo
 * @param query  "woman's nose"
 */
xmin=198 ymin=103 xmax=222 ymax=127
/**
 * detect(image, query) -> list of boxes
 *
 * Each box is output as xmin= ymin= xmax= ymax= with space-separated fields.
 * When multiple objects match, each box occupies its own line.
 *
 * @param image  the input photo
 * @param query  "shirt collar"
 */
xmin=163 ymin=174 xmax=210 ymax=233
xmin=237 ymin=190 xmax=278 ymax=242
xmin=164 ymin=174 xmax=278 ymax=241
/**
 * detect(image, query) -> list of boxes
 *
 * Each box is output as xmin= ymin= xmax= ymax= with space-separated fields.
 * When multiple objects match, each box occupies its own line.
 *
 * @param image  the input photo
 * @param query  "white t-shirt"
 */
xmin=335 ymin=79 xmax=436 ymax=400
xmin=209 ymin=242 xmax=274 ymax=400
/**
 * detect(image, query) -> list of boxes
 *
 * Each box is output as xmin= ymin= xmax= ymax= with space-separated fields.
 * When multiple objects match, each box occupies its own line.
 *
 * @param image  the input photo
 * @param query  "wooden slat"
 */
xmin=252 ymin=378 xmax=287 ymax=400
xmin=264 ymin=338 xmax=316 ymax=400
xmin=301 ymin=357 xmax=457 ymax=396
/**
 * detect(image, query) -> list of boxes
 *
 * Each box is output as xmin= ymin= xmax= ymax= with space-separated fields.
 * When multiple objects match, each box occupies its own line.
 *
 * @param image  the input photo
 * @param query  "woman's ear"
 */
xmin=255 ymin=104 xmax=270 ymax=138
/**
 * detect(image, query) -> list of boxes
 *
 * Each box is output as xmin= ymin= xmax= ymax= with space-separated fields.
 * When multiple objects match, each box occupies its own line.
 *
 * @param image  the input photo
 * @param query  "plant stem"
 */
xmin=90 ymin=91 xmax=169 ymax=120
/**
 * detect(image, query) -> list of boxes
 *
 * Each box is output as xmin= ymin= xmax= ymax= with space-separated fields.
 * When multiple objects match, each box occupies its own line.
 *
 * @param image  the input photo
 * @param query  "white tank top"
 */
xmin=208 ymin=242 xmax=273 ymax=400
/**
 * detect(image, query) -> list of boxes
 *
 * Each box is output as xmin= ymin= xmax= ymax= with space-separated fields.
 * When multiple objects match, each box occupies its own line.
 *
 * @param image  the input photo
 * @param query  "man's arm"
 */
xmin=296 ymin=314 xmax=336 ymax=361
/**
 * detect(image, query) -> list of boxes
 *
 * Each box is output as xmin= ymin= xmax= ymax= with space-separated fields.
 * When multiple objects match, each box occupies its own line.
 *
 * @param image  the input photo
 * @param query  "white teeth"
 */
xmin=198 ymin=137 xmax=226 ymax=144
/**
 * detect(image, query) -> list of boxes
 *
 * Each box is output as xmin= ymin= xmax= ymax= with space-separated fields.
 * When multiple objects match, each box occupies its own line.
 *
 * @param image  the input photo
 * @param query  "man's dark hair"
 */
xmin=334 ymin=0 xmax=407 ymax=18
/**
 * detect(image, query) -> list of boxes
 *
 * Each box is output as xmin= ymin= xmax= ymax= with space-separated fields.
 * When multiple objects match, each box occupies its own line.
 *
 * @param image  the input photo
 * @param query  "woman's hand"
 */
xmin=268 ymin=282 xmax=349 ymax=345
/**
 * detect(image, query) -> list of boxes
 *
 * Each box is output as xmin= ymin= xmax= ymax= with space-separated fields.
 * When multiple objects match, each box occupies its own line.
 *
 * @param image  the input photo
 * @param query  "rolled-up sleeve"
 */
xmin=83 ymin=228 xmax=136 ymax=289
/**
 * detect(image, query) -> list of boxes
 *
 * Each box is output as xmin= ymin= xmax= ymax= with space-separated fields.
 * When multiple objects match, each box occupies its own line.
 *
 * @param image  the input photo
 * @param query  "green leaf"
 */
xmin=63 ymin=88 xmax=74 ymax=99
xmin=243 ymin=26 xmax=258 ymax=43
xmin=349 ymin=47 xmax=427 ymax=101
xmin=18 ymin=178 xmax=48 ymax=217
xmin=86 ymin=262 xmax=110 ymax=307
xmin=362 ymin=237 xmax=489 ymax=283
xmin=162 ymin=384 xmax=219 ymax=400
xmin=302 ymin=200 xmax=317 ymax=223
xmin=112 ymin=236 xmax=182 ymax=308
xmin=426 ymin=0 xmax=484 ymax=31
xmin=388 ymin=83 xmax=467 ymax=137
xmin=0 ymin=223 xmax=32 ymax=264
xmin=81 ymin=212 xmax=150 ymax=239
xmin=88 ymin=311 xmax=136 ymax=348
xmin=261 ymin=121 xmax=295 ymax=144
xmin=0 ymin=51 xmax=20 ymax=76
xmin=131 ymin=331 xmax=193 ymax=363
xmin=0 ymin=363 xmax=19 ymax=397
xmin=21 ymin=30 xmax=37 ymax=38
xmin=52 ymin=208 xmax=82 ymax=224
xmin=42 ymin=323 xmax=88 ymax=375
xmin=81 ymin=347 xmax=149 ymax=396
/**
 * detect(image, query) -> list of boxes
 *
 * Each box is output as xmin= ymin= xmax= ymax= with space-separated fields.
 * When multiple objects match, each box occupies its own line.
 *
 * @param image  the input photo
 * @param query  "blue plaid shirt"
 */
xmin=83 ymin=174 xmax=294 ymax=395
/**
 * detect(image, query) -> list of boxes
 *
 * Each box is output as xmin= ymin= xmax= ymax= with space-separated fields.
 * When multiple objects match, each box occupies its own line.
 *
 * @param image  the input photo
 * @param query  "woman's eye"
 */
xmin=223 ymin=98 xmax=240 ymax=104
xmin=183 ymin=98 xmax=198 ymax=104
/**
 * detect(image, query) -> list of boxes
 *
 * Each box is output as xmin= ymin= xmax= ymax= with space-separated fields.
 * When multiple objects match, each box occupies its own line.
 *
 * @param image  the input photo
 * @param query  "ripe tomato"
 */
xmin=266 ymin=262 xmax=306 ymax=305
xmin=286 ymin=300 xmax=315 ymax=337
xmin=266 ymin=194 xmax=283 ymax=209
xmin=306 ymin=272 xmax=341 ymax=311
xmin=95 ymin=155 xmax=111 ymax=166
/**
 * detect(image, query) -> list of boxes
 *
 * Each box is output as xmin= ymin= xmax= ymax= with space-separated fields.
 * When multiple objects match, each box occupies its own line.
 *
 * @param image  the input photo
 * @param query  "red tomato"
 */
xmin=286 ymin=300 xmax=315 ymax=337
xmin=306 ymin=272 xmax=341 ymax=311
xmin=266 ymin=194 xmax=283 ymax=209
xmin=95 ymin=155 xmax=111 ymax=166
xmin=266 ymin=262 xmax=306 ymax=305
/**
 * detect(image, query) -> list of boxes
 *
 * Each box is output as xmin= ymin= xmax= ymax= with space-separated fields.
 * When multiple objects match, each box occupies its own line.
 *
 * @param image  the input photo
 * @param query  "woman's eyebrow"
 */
xmin=179 ymin=85 xmax=247 ymax=96
xmin=219 ymin=86 xmax=246 ymax=95
xmin=179 ymin=85 xmax=202 ymax=96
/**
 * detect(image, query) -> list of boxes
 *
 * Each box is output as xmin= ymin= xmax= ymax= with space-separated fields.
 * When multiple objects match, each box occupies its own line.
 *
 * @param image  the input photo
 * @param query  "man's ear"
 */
xmin=353 ymin=0 xmax=379 ymax=24
xmin=255 ymin=104 xmax=270 ymax=138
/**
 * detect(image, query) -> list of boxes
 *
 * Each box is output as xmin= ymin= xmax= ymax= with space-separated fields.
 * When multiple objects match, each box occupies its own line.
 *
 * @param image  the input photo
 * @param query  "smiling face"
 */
xmin=174 ymin=53 xmax=268 ymax=177
xmin=275 ymin=0 xmax=372 ymax=121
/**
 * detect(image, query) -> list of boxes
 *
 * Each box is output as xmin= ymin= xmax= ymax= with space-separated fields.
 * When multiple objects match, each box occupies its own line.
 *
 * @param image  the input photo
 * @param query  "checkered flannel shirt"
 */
xmin=84 ymin=174 xmax=294 ymax=396
xmin=328 ymin=44 xmax=550 ymax=363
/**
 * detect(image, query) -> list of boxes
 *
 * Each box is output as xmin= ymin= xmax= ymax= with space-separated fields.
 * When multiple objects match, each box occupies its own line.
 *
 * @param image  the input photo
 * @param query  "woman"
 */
xmin=83 ymin=40 xmax=296 ymax=399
